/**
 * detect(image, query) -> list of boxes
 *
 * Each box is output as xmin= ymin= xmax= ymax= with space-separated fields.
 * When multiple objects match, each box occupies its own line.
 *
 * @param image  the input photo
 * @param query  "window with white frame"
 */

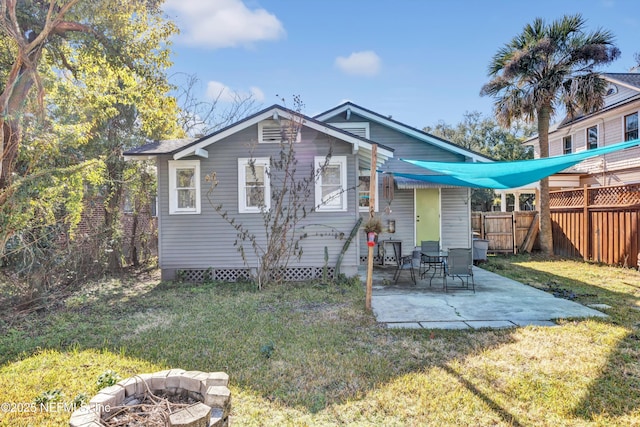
xmin=238 ymin=158 xmax=270 ymax=213
xmin=258 ymin=119 xmax=301 ymax=143
xmin=587 ymin=125 xmax=598 ymax=150
xmin=358 ymin=170 xmax=378 ymax=212
xmin=625 ymin=112 xmax=638 ymax=141
xmin=168 ymin=160 xmax=200 ymax=214
xmin=315 ymin=156 xmax=347 ymax=211
xmin=563 ymin=135 xmax=573 ymax=154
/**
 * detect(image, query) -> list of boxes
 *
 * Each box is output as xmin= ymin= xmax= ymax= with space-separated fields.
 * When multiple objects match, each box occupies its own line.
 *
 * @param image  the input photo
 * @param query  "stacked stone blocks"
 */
xmin=69 ymin=370 xmax=231 ymax=427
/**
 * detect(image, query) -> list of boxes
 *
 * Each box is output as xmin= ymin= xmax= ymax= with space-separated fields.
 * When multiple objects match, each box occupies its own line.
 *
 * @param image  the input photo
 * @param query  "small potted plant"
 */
xmin=363 ymin=216 xmax=383 ymax=247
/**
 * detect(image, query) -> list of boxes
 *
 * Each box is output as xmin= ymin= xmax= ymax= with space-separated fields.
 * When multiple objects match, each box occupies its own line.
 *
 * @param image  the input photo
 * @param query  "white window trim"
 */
xmin=238 ymin=158 xmax=271 ymax=213
xmin=358 ymin=170 xmax=379 ymax=212
xmin=623 ymin=111 xmax=639 ymax=141
xmin=330 ymin=122 xmax=370 ymax=139
xmin=586 ymin=124 xmax=599 ymax=150
xmin=168 ymin=160 xmax=201 ymax=215
xmin=258 ymin=120 xmax=301 ymax=144
xmin=315 ymin=156 xmax=348 ymax=212
xmin=562 ymin=135 xmax=573 ymax=154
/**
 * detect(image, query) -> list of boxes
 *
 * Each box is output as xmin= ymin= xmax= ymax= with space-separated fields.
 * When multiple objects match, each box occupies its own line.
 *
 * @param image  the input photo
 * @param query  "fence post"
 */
xmin=582 ymin=184 xmax=589 ymax=261
xmin=512 ymin=212 xmax=517 ymax=254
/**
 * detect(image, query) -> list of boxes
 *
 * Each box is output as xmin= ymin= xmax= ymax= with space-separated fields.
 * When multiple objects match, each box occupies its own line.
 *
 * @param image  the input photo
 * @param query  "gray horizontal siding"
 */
xmin=359 ymin=188 xmax=415 ymax=260
xmin=327 ymin=113 xmax=473 ymax=260
xmin=327 ymin=112 xmax=466 ymax=176
xmin=441 ymin=187 xmax=471 ymax=249
xmin=158 ymin=124 xmax=360 ymax=273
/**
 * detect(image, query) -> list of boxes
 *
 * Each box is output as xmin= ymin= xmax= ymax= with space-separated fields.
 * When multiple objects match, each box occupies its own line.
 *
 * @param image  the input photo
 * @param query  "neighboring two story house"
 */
xmin=525 ymin=72 xmax=640 ymax=188
xmin=523 ymin=72 xmax=640 ymax=268
xmin=124 ymin=102 xmax=492 ymax=281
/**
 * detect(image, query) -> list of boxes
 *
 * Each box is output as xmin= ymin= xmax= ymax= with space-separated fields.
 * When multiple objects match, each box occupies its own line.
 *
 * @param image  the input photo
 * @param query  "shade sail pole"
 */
xmin=365 ymin=145 xmax=377 ymax=311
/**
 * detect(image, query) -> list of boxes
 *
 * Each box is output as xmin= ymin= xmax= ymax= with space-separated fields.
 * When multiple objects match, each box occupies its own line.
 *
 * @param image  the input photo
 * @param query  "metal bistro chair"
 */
xmin=392 ymin=241 xmax=416 ymax=285
xmin=419 ymin=240 xmax=441 ymax=278
xmin=445 ymin=248 xmax=475 ymax=292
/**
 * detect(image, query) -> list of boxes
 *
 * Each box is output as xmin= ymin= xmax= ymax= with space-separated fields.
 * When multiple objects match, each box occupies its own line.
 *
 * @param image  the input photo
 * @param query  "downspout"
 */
xmin=600 ymin=118 xmax=607 ymax=186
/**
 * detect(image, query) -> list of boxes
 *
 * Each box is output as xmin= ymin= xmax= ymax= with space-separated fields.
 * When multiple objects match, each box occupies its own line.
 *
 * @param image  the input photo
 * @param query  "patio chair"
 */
xmin=420 ymin=240 xmax=441 ymax=278
xmin=392 ymin=241 xmax=416 ymax=285
xmin=444 ymin=248 xmax=474 ymax=292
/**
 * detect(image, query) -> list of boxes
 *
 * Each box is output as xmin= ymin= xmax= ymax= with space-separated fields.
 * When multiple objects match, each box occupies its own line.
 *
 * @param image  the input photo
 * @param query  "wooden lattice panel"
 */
xmin=360 ymin=255 xmax=382 ymax=264
xmin=590 ymin=185 xmax=640 ymax=207
xmin=549 ymin=189 xmax=583 ymax=208
xmin=313 ymin=267 xmax=336 ymax=279
xmin=178 ymin=267 xmax=335 ymax=283
xmin=213 ymin=268 xmax=250 ymax=282
xmin=177 ymin=269 xmax=211 ymax=283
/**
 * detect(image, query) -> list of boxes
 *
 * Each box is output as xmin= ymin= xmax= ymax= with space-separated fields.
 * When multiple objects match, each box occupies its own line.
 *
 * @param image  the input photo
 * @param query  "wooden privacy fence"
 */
xmin=472 ymin=211 xmax=539 ymax=254
xmin=550 ymin=184 xmax=640 ymax=268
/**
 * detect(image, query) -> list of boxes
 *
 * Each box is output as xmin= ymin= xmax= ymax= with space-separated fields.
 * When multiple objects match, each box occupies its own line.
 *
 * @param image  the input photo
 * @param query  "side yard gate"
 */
xmin=472 ymin=211 xmax=539 ymax=254
xmin=550 ymin=184 xmax=640 ymax=268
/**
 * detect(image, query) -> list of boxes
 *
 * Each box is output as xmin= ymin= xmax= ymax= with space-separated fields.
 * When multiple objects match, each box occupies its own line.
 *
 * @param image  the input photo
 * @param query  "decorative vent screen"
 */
xmin=176 ymin=267 xmax=334 ymax=283
xmin=259 ymin=120 xmax=300 ymax=143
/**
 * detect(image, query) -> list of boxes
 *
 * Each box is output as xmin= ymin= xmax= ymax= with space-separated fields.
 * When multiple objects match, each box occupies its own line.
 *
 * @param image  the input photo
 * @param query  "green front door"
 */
xmin=416 ymin=188 xmax=440 ymax=243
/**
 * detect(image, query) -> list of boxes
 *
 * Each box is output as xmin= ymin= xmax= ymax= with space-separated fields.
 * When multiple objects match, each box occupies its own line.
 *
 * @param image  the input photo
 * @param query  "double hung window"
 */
xmin=563 ymin=135 xmax=573 ymax=154
xmin=625 ymin=113 xmax=638 ymax=141
xmin=315 ymin=156 xmax=347 ymax=211
xmin=168 ymin=160 xmax=200 ymax=215
xmin=587 ymin=126 xmax=598 ymax=150
xmin=239 ymin=158 xmax=270 ymax=213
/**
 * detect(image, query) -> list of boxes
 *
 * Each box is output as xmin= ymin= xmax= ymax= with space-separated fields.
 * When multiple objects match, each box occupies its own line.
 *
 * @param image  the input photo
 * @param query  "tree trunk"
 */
xmin=104 ymin=128 xmax=125 ymax=273
xmin=129 ymin=200 xmax=140 ymax=267
xmin=537 ymin=105 xmax=554 ymax=255
xmin=0 ymin=60 xmax=39 ymax=187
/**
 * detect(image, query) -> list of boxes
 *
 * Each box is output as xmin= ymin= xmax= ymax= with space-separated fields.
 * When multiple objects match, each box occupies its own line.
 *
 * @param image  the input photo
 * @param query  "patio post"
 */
xmin=365 ymin=145 xmax=377 ymax=311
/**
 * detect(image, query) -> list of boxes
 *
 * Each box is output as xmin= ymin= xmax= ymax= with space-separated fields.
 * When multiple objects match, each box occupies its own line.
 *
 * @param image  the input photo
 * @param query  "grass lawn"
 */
xmin=1 ymin=255 xmax=639 ymax=426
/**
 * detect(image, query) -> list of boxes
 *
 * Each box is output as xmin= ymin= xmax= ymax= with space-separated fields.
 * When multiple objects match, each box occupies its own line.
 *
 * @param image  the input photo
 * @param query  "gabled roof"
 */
xmin=604 ymin=72 xmax=640 ymax=90
xmin=524 ymin=72 xmax=640 ymax=140
xmin=124 ymin=104 xmax=395 ymax=170
xmin=553 ymin=72 xmax=640 ymax=129
xmin=125 ymin=138 xmax=196 ymax=156
xmin=314 ymin=102 xmax=493 ymax=162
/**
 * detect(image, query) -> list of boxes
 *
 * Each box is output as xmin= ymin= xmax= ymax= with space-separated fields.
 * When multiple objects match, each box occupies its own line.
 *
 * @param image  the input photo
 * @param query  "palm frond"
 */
xmin=481 ymin=13 xmax=618 ymax=135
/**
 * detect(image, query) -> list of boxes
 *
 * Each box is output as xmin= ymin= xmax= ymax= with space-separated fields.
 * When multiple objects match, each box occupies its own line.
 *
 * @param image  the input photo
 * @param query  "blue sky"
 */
xmin=163 ymin=0 xmax=639 ymax=130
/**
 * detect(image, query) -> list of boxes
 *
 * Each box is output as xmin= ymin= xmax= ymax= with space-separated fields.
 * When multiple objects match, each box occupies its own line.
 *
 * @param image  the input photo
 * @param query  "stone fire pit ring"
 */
xmin=69 ymin=369 xmax=231 ymax=427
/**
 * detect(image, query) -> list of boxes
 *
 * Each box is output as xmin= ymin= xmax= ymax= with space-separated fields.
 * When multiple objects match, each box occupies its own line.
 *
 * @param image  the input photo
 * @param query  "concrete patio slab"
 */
xmin=386 ymin=322 xmax=424 ymax=329
xmin=360 ymin=264 xmax=608 ymax=330
xmin=419 ymin=321 xmax=471 ymax=330
xmin=464 ymin=320 xmax=517 ymax=329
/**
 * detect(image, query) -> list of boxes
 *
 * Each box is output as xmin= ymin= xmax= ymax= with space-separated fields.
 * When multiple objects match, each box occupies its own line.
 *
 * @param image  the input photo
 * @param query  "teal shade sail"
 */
xmin=395 ymin=138 xmax=640 ymax=189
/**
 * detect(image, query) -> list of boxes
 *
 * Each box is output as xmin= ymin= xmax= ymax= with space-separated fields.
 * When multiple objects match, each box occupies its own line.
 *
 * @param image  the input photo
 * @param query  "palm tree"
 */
xmin=481 ymin=14 xmax=619 ymax=255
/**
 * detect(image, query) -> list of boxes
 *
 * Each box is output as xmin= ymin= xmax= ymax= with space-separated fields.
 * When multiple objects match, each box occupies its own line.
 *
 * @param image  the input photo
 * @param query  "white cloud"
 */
xmin=335 ymin=51 xmax=381 ymax=77
xmin=206 ymin=81 xmax=265 ymax=103
xmin=164 ymin=0 xmax=285 ymax=48
xmin=249 ymin=86 xmax=265 ymax=102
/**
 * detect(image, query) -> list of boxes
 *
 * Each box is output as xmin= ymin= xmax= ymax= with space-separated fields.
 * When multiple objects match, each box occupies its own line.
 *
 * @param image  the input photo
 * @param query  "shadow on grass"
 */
xmin=1 ymin=259 xmax=639 ymax=424
xmin=484 ymin=256 xmax=640 ymax=421
xmin=441 ymin=364 xmax=526 ymax=427
xmin=0 ymin=271 xmax=519 ymax=415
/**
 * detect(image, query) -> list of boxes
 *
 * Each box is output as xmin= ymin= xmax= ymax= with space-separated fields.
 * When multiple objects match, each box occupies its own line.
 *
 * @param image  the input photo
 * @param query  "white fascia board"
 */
xmin=174 ymin=147 xmax=209 ymax=160
xmin=316 ymin=104 xmax=491 ymax=162
xmin=173 ymin=106 xmax=393 ymax=162
xmin=124 ymin=154 xmax=156 ymax=161
xmin=173 ymin=108 xmax=283 ymax=160
xmin=603 ymin=76 xmax=640 ymax=93
xmin=313 ymin=123 xmax=393 ymax=160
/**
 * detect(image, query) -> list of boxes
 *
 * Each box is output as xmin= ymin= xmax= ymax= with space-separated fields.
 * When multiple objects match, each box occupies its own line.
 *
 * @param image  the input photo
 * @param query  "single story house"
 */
xmin=124 ymin=102 xmax=492 ymax=281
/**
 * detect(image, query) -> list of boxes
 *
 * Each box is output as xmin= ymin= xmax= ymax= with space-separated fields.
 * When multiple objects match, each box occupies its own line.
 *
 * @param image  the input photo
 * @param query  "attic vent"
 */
xmin=330 ymin=122 xmax=370 ymax=139
xmin=339 ymin=126 xmax=367 ymax=138
xmin=259 ymin=120 xmax=300 ymax=143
